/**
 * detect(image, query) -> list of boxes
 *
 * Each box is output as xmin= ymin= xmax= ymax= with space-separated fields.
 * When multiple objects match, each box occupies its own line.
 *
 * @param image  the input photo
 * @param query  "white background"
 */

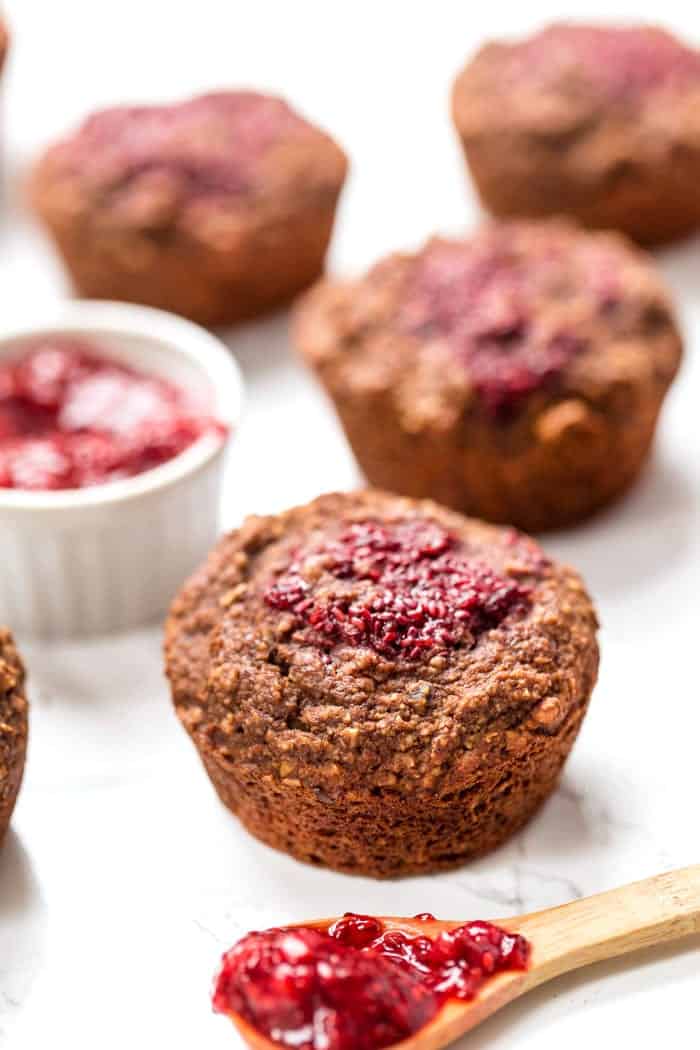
xmin=1 ymin=1 xmax=699 ymax=1047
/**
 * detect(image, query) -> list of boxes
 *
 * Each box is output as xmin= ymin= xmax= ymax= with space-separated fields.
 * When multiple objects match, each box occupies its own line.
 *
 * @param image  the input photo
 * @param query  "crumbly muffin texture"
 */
xmin=295 ymin=222 xmax=682 ymax=531
xmin=165 ymin=490 xmax=599 ymax=877
xmin=31 ymin=92 xmax=348 ymax=325
xmin=0 ymin=629 xmax=28 ymax=843
xmin=452 ymin=24 xmax=700 ymax=244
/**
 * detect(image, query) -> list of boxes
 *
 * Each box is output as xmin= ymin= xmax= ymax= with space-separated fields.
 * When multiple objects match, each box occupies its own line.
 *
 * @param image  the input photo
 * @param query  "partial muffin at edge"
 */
xmin=165 ymin=489 xmax=599 ymax=877
xmin=0 ymin=628 xmax=28 ymax=843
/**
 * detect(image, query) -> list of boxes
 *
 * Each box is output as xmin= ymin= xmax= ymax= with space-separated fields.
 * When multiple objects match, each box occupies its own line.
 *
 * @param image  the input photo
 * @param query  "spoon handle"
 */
xmin=517 ymin=864 xmax=700 ymax=987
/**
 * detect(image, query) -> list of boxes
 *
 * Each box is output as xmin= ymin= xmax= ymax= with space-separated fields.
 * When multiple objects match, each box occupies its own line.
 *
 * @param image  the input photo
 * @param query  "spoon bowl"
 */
xmin=223 ymin=865 xmax=700 ymax=1050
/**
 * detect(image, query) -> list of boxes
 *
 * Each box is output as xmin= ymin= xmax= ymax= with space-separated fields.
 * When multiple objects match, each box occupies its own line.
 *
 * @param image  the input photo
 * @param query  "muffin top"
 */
xmin=296 ymin=221 xmax=681 ymax=426
xmin=33 ymin=91 xmax=347 ymax=235
xmin=165 ymin=491 xmax=598 ymax=796
xmin=453 ymin=24 xmax=700 ymax=141
xmin=0 ymin=629 xmax=28 ymax=815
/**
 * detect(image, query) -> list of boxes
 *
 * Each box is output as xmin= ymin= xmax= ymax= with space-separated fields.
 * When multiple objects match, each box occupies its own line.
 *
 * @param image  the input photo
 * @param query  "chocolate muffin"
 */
xmin=452 ymin=24 xmax=700 ymax=245
xmin=30 ymin=92 xmax=348 ymax=325
xmin=0 ymin=629 xmax=28 ymax=843
xmin=295 ymin=221 xmax=681 ymax=532
xmin=165 ymin=490 xmax=599 ymax=877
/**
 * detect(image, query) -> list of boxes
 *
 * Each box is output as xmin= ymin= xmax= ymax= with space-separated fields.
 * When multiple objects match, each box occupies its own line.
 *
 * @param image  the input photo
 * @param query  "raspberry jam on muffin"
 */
xmin=165 ymin=490 xmax=598 ymax=877
xmin=213 ymin=914 xmax=530 ymax=1048
xmin=0 ymin=337 xmax=224 ymax=490
xmin=295 ymin=222 xmax=682 ymax=532
xmin=452 ymin=24 xmax=700 ymax=244
xmin=0 ymin=629 xmax=28 ymax=844
xmin=31 ymin=92 xmax=347 ymax=325
xmin=263 ymin=517 xmax=531 ymax=658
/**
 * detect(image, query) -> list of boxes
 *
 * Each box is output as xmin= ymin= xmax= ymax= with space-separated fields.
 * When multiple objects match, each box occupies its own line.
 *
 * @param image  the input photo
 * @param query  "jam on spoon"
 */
xmin=213 ymin=913 xmax=530 ymax=1050
xmin=212 ymin=867 xmax=700 ymax=1050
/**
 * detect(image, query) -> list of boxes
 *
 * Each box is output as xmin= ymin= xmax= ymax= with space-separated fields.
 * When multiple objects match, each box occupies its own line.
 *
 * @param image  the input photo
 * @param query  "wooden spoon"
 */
xmin=230 ymin=864 xmax=700 ymax=1050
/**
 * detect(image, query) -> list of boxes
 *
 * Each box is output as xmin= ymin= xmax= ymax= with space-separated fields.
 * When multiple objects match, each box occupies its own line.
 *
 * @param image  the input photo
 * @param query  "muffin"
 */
xmin=452 ymin=24 xmax=700 ymax=245
xmin=0 ymin=19 xmax=9 ymax=76
xmin=295 ymin=221 xmax=682 ymax=532
xmin=30 ymin=92 xmax=348 ymax=325
xmin=165 ymin=490 xmax=599 ymax=877
xmin=0 ymin=629 xmax=28 ymax=843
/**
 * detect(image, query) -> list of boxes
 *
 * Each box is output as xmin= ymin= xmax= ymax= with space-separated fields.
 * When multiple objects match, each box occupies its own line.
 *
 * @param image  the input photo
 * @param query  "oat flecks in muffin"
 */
xmin=165 ymin=490 xmax=599 ymax=877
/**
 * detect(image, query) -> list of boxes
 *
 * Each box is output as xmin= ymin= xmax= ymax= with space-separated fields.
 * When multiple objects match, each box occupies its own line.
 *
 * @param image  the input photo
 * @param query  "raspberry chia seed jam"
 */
xmin=518 ymin=25 xmax=700 ymax=101
xmin=399 ymin=238 xmax=593 ymax=417
xmin=265 ymin=519 xmax=533 ymax=659
xmin=0 ymin=337 xmax=225 ymax=491
xmin=213 ymin=913 xmax=530 ymax=1049
xmin=63 ymin=92 xmax=305 ymax=199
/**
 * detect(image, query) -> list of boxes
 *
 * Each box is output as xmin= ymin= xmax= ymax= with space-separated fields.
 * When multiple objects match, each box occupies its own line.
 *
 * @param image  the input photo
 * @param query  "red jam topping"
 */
xmin=213 ymin=914 xmax=530 ymax=1050
xmin=517 ymin=24 xmax=700 ymax=101
xmin=0 ymin=338 xmax=223 ymax=490
xmin=61 ymin=92 xmax=305 ymax=198
xmin=265 ymin=519 xmax=532 ymax=659
xmin=399 ymin=236 xmax=598 ymax=417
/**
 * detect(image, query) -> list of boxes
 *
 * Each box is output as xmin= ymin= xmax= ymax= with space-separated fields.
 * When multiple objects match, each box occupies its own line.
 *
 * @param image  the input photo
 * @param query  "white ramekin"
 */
xmin=0 ymin=301 xmax=243 ymax=638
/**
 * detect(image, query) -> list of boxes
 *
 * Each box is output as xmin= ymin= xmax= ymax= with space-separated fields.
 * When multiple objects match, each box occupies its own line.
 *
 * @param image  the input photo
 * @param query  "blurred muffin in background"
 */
xmin=295 ymin=220 xmax=682 ymax=532
xmin=452 ymin=24 xmax=700 ymax=245
xmin=30 ymin=92 xmax=348 ymax=326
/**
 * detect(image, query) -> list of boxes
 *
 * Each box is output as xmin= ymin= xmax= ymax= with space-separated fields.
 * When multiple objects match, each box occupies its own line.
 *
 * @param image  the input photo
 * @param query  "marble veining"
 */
xmin=2 ymin=4 xmax=700 ymax=1049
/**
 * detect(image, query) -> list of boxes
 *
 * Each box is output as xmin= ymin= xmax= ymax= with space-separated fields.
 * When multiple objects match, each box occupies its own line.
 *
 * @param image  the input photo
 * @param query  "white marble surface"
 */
xmin=1 ymin=0 xmax=700 ymax=1046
